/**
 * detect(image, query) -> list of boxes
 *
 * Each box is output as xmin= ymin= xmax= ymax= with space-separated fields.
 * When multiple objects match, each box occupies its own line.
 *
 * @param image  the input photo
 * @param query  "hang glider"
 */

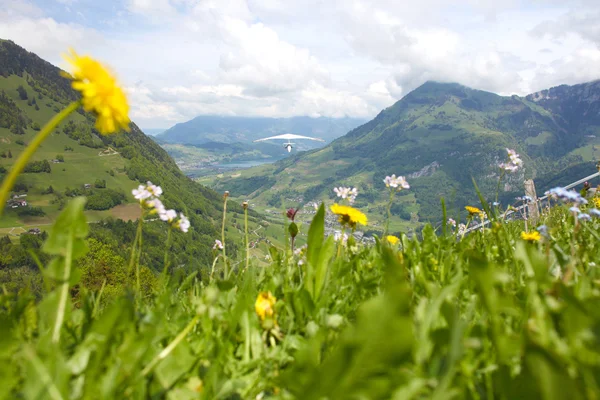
xmin=253 ymin=133 xmax=325 ymax=153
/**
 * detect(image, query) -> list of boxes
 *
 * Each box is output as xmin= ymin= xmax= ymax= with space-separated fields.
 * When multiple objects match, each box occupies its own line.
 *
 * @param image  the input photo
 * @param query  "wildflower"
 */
xmin=330 ymin=204 xmax=368 ymax=229
xmin=465 ymin=206 xmax=483 ymax=217
xmin=286 ymin=208 xmax=298 ymax=221
xmin=386 ymin=235 xmax=399 ymax=245
xmin=146 ymin=181 xmax=162 ymax=197
xmin=348 ymin=187 xmax=358 ymax=204
xmin=457 ymin=223 xmax=467 ymax=236
xmin=537 ymin=225 xmax=548 ymax=237
xmin=334 ymin=187 xmax=359 ymax=204
xmin=447 ymin=218 xmax=456 ymax=227
xmin=177 ymin=213 xmax=190 ymax=233
xmin=242 ymin=201 xmax=249 ymax=210
xmin=492 ymin=202 xmax=500 ymax=207
xmin=133 ymin=185 xmax=152 ymax=201
xmin=590 ymin=208 xmax=600 ymax=218
xmin=213 ymin=240 xmax=224 ymax=250
xmin=569 ymin=206 xmax=581 ymax=214
xmin=500 ymin=148 xmax=523 ymax=172
xmin=255 ymin=292 xmax=276 ymax=321
xmin=547 ymin=187 xmax=587 ymax=205
xmin=521 ymin=231 xmax=541 ymax=242
xmin=578 ymin=213 xmax=591 ymax=221
xmin=334 ymin=231 xmax=349 ymax=244
xmin=383 ymin=175 xmax=410 ymax=190
xmin=64 ymin=50 xmax=130 ymax=134
xmin=593 ymin=198 xmax=600 ymax=209
xmin=146 ymin=198 xmax=165 ymax=215
xmin=160 ymin=209 xmax=177 ymax=222
xmin=223 ymin=191 xmax=230 ymax=198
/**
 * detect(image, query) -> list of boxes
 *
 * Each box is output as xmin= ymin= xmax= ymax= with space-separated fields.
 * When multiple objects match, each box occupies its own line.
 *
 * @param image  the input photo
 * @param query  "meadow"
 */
xmin=2 ymin=179 xmax=600 ymax=399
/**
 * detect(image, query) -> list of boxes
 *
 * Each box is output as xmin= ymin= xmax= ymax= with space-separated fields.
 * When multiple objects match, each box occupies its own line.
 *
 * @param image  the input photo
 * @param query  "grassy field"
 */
xmin=3 ymin=188 xmax=600 ymax=398
xmin=0 ymin=74 xmax=142 ymax=227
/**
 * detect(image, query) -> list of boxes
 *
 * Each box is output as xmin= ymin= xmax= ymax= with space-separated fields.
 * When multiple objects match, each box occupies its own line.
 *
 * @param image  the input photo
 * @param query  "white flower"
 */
xmin=177 ymin=213 xmax=190 ymax=233
xmin=146 ymin=198 xmax=165 ymax=215
xmin=334 ymin=187 xmax=350 ymax=199
xmin=333 ymin=230 xmax=348 ymax=244
xmin=384 ymin=175 xmax=397 ymax=188
xmin=213 ymin=239 xmax=224 ymax=250
xmin=161 ymin=209 xmax=177 ymax=222
xmin=348 ymin=187 xmax=358 ymax=204
xmin=132 ymin=185 xmax=152 ymax=201
xmin=500 ymin=148 xmax=523 ymax=173
xmin=146 ymin=181 xmax=163 ymax=197
xmin=457 ymin=223 xmax=467 ymax=235
xmin=447 ymin=218 xmax=456 ymax=227
xmin=334 ymin=187 xmax=359 ymax=204
xmin=384 ymin=175 xmax=410 ymax=190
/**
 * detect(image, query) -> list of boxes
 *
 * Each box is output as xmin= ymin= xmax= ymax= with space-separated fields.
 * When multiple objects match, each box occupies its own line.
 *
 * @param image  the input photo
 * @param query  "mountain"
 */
xmin=0 ymin=39 xmax=248 ymax=273
xmin=204 ymin=80 xmax=600 ymax=231
xmin=142 ymin=128 xmax=166 ymax=136
xmin=158 ymin=115 xmax=366 ymax=149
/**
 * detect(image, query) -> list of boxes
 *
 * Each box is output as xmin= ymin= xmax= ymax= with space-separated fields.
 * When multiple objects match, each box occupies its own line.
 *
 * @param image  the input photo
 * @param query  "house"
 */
xmin=52 ymin=159 xmax=62 ymax=163
xmin=27 ymin=228 xmax=41 ymax=235
xmin=84 ymin=183 xmax=92 ymax=189
xmin=6 ymin=199 xmax=27 ymax=208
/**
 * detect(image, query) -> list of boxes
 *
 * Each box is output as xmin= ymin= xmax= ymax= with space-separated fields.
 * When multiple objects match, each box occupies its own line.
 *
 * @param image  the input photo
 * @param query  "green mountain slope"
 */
xmin=205 ymin=81 xmax=600 ymax=231
xmin=158 ymin=115 xmax=366 ymax=149
xmin=0 ymin=39 xmax=246 ymax=271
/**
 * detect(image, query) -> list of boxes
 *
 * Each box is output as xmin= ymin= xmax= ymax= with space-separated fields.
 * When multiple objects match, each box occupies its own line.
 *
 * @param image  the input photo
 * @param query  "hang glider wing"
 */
xmin=253 ymin=133 xmax=325 ymax=142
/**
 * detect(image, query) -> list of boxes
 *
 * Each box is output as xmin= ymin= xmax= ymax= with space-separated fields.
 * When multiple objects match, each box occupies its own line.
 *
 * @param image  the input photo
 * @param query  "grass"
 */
xmin=3 ymin=188 xmax=600 ymax=398
xmin=0 ymin=74 xmax=143 ymax=228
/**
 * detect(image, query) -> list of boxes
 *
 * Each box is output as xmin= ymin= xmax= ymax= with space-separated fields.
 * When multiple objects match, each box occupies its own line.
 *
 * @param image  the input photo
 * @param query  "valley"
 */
xmin=4 ymin=0 xmax=600 ymax=396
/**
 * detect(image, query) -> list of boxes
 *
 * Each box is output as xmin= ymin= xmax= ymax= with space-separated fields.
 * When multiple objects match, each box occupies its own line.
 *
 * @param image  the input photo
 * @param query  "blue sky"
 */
xmin=1 ymin=0 xmax=599 ymax=129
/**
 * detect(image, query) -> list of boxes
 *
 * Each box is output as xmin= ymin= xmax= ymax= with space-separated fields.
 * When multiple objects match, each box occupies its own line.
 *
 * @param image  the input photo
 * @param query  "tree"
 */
xmin=16 ymin=85 xmax=28 ymax=100
xmin=7 ymin=150 xmax=12 ymax=158
xmin=31 ymin=122 xmax=40 ymax=131
xmin=94 ymin=179 xmax=106 ymax=189
xmin=56 ymin=154 xmax=64 ymax=162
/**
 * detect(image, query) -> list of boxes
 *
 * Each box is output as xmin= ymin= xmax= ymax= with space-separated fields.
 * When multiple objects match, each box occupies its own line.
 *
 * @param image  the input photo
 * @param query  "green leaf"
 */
xmin=314 ymin=235 xmax=335 ymax=300
xmin=305 ymin=203 xmax=325 ymax=296
xmin=43 ymin=197 xmax=88 ymax=257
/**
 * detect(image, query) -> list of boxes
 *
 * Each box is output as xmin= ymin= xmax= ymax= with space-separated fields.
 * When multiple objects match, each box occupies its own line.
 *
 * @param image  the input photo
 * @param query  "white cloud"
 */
xmin=2 ymin=0 xmax=600 ymax=128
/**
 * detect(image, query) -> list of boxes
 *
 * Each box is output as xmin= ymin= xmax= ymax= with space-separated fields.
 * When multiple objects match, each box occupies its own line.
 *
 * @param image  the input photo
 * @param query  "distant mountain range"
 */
xmin=207 ymin=80 xmax=600 ymax=228
xmin=157 ymin=115 xmax=366 ymax=150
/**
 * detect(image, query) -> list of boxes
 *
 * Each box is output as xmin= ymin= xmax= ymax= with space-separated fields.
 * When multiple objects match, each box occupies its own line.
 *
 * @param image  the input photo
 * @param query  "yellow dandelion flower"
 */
xmin=521 ymin=231 xmax=541 ymax=242
xmin=386 ymin=235 xmax=399 ymax=245
xmin=64 ymin=50 xmax=130 ymax=135
xmin=593 ymin=197 xmax=600 ymax=209
xmin=465 ymin=206 xmax=483 ymax=217
xmin=330 ymin=204 xmax=367 ymax=229
xmin=255 ymin=291 xmax=276 ymax=321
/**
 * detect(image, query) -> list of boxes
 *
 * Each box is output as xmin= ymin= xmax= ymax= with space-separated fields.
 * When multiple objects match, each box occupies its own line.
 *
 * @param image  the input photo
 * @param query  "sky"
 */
xmin=1 ymin=0 xmax=599 ymax=129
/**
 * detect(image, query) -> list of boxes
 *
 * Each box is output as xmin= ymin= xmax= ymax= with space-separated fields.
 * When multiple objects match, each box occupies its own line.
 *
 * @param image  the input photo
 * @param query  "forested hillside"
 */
xmin=206 ymin=81 xmax=600 ymax=232
xmin=0 ymin=39 xmax=250 ymax=290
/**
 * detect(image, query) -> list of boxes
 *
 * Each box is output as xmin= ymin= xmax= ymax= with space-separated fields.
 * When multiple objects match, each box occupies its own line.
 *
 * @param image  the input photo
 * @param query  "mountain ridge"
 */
xmin=204 ymin=78 xmax=600 ymax=231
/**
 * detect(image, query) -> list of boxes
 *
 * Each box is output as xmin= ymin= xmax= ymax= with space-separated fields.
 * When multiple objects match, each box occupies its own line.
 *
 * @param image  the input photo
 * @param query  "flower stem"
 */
xmin=0 ymin=101 xmax=80 ymax=217
xmin=221 ymin=196 xmax=228 ymax=277
xmin=244 ymin=207 xmax=249 ymax=273
xmin=162 ymin=227 xmax=172 ymax=279
xmin=52 ymin=232 xmax=73 ymax=344
xmin=495 ymin=170 xmax=505 ymax=206
xmin=141 ymin=315 xmax=199 ymax=377
xmin=384 ymin=190 xmax=395 ymax=237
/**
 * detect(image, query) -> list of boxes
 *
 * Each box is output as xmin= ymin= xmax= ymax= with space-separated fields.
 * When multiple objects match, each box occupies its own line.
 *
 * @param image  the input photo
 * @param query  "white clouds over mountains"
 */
xmin=1 ymin=0 xmax=600 ymax=128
